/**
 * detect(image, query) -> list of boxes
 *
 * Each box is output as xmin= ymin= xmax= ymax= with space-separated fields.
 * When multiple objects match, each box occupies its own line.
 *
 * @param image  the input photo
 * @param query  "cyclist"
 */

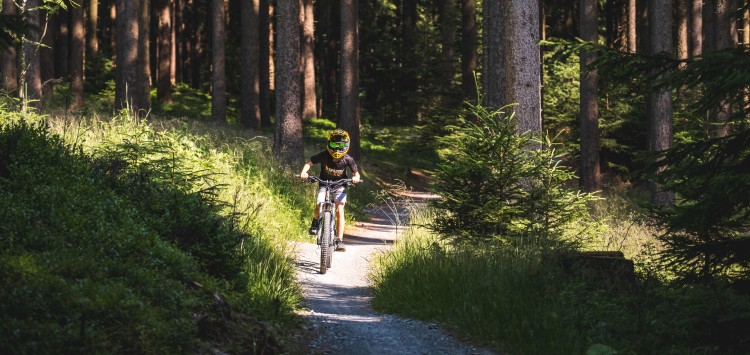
xmin=300 ymin=128 xmax=361 ymax=252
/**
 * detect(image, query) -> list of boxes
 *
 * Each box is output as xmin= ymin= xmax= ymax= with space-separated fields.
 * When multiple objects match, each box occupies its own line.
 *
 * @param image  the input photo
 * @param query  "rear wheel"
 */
xmin=319 ymin=212 xmax=333 ymax=274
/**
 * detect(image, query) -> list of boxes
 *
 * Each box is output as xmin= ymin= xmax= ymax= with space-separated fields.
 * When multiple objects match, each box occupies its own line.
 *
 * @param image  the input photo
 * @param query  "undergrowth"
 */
xmin=371 ymin=205 xmax=750 ymax=354
xmin=0 ymin=109 xmax=308 ymax=353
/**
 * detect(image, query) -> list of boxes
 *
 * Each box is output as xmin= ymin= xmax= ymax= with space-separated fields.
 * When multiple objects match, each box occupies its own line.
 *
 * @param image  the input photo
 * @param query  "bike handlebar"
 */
xmin=306 ymin=176 xmax=361 ymax=187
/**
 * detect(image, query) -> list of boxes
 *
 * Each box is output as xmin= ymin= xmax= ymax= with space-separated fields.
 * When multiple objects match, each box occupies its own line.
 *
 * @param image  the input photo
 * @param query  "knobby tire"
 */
xmin=319 ymin=212 xmax=333 ymax=274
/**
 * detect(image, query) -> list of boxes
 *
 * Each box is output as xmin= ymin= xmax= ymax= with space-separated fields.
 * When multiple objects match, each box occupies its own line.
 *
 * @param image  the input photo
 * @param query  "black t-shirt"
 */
xmin=310 ymin=151 xmax=359 ymax=182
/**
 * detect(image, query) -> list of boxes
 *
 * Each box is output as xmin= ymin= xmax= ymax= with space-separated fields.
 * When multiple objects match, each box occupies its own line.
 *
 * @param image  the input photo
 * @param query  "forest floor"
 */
xmin=285 ymin=190 xmax=500 ymax=355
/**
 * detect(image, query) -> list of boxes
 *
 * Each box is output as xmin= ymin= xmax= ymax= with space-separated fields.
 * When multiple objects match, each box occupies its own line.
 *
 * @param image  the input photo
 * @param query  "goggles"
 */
xmin=329 ymin=141 xmax=347 ymax=149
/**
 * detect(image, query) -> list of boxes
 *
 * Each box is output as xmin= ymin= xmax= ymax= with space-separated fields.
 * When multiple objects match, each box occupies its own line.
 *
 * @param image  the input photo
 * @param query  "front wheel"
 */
xmin=319 ymin=212 xmax=334 ymax=274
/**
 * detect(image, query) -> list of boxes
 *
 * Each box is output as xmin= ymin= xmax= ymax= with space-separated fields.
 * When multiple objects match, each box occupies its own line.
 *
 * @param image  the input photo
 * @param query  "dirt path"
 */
xmin=290 ymin=192 xmax=497 ymax=355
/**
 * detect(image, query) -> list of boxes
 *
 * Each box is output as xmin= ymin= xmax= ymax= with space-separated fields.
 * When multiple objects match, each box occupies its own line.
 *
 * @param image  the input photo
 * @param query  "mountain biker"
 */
xmin=300 ymin=128 xmax=361 ymax=252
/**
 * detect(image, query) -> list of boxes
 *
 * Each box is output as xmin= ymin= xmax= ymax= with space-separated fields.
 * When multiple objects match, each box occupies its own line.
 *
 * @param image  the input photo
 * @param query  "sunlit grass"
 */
xmin=42 ymin=111 xmax=309 ymax=323
xmin=371 ymin=192 xmax=749 ymax=354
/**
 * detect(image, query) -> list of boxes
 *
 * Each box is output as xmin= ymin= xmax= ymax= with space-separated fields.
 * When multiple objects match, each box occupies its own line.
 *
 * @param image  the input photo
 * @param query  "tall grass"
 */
xmin=0 ymin=108 xmax=313 ymax=352
xmin=372 ymin=200 xmax=750 ymax=354
xmin=63 ymin=112 xmax=311 ymax=308
xmin=372 ymin=208 xmax=589 ymax=354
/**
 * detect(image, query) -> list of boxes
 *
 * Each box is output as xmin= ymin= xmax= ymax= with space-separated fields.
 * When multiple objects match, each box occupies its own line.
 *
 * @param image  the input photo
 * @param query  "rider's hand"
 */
xmin=300 ymin=172 xmax=309 ymax=180
xmin=352 ymin=176 xmax=361 ymax=184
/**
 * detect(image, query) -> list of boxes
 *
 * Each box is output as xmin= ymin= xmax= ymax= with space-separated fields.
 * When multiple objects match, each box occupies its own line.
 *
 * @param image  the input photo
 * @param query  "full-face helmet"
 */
xmin=327 ymin=129 xmax=350 ymax=159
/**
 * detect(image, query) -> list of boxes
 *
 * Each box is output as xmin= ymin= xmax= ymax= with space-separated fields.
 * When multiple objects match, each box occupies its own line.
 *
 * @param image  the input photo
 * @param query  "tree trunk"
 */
xmin=461 ymin=0 xmax=477 ymax=102
xmin=627 ymin=0 xmax=637 ymax=52
xmin=690 ymin=0 xmax=703 ymax=58
xmin=703 ymin=0 xmax=716 ymax=53
xmin=22 ymin=0 xmax=44 ymax=112
xmin=87 ymin=0 xmax=99 ymax=71
xmin=743 ymin=4 xmax=749 ymax=45
xmin=258 ymin=0 xmax=272 ymax=127
xmin=211 ymin=0 xmax=227 ymax=123
xmin=339 ymin=0 xmax=361 ymax=162
xmin=241 ymin=0 xmax=261 ymax=129
xmin=579 ymin=0 xmax=602 ymax=191
xmin=171 ymin=0 xmax=177 ymax=83
xmin=482 ymin=0 xmax=503 ymax=109
xmin=502 ymin=1 xmax=542 ymax=134
xmin=676 ymin=0 xmax=689 ymax=65
xmin=156 ymin=0 xmax=172 ymax=103
xmin=322 ymin=0 xmax=339 ymax=119
xmin=40 ymin=10 xmax=55 ymax=100
xmin=115 ymin=0 xmax=140 ymax=111
xmin=109 ymin=0 xmax=116 ymax=56
xmin=0 ymin=0 xmax=18 ymax=91
xmin=648 ymin=0 xmax=674 ymax=206
xmin=54 ymin=7 xmax=69 ymax=80
xmin=439 ymin=0 xmax=456 ymax=88
xmin=274 ymin=0 xmax=303 ymax=166
xmin=302 ymin=0 xmax=316 ymax=120
xmin=135 ymin=0 xmax=151 ymax=112
xmin=712 ymin=0 xmax=737 ymax=138
xmin=70 ymin=3 xmax=85 ymax=110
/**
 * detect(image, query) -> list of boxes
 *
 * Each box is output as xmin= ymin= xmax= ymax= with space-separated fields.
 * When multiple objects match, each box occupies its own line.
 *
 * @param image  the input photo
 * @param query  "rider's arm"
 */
xmin=300 ymin=161 xmax=314 ymax=179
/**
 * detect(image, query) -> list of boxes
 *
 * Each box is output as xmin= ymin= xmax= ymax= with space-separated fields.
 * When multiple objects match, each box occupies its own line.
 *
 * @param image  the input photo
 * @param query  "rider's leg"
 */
xmin=309 ymin=188 xmax=326 ymax=235
xmin=335 ymin=202 xmax=345 ymax=240
xmin=313 ymin=203 xmax=321 ymax=219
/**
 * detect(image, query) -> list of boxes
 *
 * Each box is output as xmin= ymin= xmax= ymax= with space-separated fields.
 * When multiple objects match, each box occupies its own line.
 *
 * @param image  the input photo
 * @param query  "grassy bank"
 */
xmin=0 ymin=107 xmax=316 ymax=353
xmin=371 ymin=201 xmax=750 ymax=354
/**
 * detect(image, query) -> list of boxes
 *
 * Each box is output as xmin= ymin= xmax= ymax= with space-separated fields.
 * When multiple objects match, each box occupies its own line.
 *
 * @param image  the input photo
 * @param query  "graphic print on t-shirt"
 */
xmin=310 ymin=151 xmax=359 ymax=182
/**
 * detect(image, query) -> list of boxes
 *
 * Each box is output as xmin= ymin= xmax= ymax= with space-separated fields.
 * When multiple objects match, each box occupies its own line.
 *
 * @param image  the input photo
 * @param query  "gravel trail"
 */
xmin=291 ymin=193 xmax=498 ymax=355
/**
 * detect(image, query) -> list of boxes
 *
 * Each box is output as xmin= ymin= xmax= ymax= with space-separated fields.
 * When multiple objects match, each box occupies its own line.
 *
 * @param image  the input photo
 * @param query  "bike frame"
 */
xmin=307 ymin=176 xmax=352 ymax=274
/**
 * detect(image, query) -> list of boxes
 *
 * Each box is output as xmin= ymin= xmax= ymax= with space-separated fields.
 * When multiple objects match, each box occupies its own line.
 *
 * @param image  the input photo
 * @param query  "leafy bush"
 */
xmin=430 ymin=103 xmax=601 ymax=247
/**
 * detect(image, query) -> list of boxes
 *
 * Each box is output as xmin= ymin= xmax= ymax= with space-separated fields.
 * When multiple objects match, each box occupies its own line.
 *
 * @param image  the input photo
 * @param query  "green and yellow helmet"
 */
xmin=327 ymin=129 xmax=350 ymax=159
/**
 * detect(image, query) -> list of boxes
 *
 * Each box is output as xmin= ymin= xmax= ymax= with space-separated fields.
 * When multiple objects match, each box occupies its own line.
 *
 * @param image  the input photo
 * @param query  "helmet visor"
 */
xmin=328 ymin=141 xmax=347 ymax=149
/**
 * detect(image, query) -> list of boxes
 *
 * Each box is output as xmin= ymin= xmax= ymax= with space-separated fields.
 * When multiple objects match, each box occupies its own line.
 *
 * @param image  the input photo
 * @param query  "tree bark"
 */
xmin=274 ymin=0 xmax=304 ymax=166
xmin=676 ymin=0 xmax=689 ymax=65
xmin=135 ymin=0 xmax=151 ymax=111
xmin=579 ymin=0 xmax=601 ymax=191
xmin=703 ymin=0 xmax=716 ymax=53
xmin=690 ymin=0 xmax=703 ymax=58
xmin=744 ymin=4 xmax=749 ymax=45
xmin=87 ymin=0 xmax=99 ymax=70
xmin=115 ymin=0 xmax=140 ymax=111
xmin=0 ymin=0 xmax=18 ymax=91
xmin=502 ymin=1 xmax=542 ymax=135
xmin=54 ymin=7 xmax=69 ymax=80
xmin=627 ymin=0 xmax=637 ymax=52
xmin=70 ymin=3 xmax=85 ymax=110
xmin=712 ymin=0 xmax=737 ymax=138
xmin=648 ymin=0 xmax=674 ymax=206
xmin=156 ymin=0 xmax=172 ymax=103
xmin=259 ymin=0 xmax=272 ymax=127
xmin=339 ymin=0 xmax=361 ymax=162
xmin=211 ymin=0 xmax=227 ymax=123
xmin=22 ymin=0 xmax=44 ymax=112
xmin=482 ymin=0 xmax=503 ymax=109
xmin=40 ymin=9 xmax=55 ymax=100
xmin=461 ymin=0 xmax=477 ymax=102
xmin=241 ymin=0 xmax=260 ymax=129
xmin=302 ymin=0 xmax=316 ymax=120
xmin=322 ymin=0 xmax=339 ymax=119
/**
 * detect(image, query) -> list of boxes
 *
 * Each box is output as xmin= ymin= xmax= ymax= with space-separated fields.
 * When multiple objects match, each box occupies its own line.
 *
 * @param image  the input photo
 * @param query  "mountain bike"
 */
xmin=307 ymin=176 xmax=355 ymax=274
